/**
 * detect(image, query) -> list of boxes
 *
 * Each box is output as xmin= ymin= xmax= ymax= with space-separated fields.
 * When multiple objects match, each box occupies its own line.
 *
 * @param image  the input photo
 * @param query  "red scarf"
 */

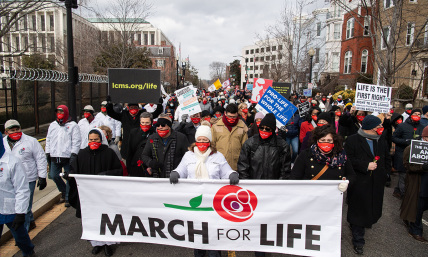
xmin=222 ymin=115 xmax=239 ymax=132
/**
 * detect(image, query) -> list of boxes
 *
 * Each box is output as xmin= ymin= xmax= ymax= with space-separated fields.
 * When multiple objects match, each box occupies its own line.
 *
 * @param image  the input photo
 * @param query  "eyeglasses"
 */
xmin=225 ymin=114 xmax=238 ymax=119
xmin=158 ymin=124 xmax=169 ymax=128
xmin=259 ymin=126 xmax=272 ymax=132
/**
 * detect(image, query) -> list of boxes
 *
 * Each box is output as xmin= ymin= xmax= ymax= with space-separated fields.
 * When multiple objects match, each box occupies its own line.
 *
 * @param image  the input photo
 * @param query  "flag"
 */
xmin=222 ymin=79 xmax=230 ymax=89
xmin=213 ymin=79 xmax=222 ymax=90
xmin=208 ymin=84 xmax=216 ymax=92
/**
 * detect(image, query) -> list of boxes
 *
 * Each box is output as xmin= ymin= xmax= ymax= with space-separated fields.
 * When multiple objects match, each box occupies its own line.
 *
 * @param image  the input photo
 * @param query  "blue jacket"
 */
xmin=285 ymin=114 xmax=301 ymax=138
xmin=420 ymin=117 xmax=428 ymax=128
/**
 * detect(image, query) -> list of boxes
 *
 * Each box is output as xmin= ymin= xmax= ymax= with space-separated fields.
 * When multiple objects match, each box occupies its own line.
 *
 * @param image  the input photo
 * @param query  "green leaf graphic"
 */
xmin=189 ymin=194 xmax=203 ymax=208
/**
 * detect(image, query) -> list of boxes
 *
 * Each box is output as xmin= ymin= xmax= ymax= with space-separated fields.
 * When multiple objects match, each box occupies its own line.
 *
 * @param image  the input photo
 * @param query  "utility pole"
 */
xmin=176 ymin=59 xmax=179 ymax=90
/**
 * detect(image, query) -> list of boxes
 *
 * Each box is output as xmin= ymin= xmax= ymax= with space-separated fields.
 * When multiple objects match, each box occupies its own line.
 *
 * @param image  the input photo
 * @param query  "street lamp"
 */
xmin=308 ymin=47 xmax=315 ymax=85
xmin=233 ymin=55 xmax=248 ymax=89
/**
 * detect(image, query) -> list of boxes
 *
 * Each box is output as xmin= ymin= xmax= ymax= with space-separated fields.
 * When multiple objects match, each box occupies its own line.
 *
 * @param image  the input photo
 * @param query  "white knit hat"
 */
xmin=195 ymin=124 xmax=212 ymax=142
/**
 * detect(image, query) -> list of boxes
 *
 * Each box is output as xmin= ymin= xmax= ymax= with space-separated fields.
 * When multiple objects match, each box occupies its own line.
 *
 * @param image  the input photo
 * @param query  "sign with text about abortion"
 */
xmin=75 ymin=175 xmax=345 ymax=257
xmin=355 ymin=83 xmax=392 ymax=113
xmin=272 ymin=82 xmax=291 ymax=99
xmin=108 ymin=69 xmax=161 ymax=104
xmin=256 ymin=87 xmax=298 ymax=128
xmin=409 ymin=140 xmax=428 ymax=164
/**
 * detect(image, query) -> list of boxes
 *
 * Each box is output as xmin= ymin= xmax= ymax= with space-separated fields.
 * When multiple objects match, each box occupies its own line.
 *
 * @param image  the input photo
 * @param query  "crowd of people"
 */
xmin=1 ymin=88 xmax=428 ymax=257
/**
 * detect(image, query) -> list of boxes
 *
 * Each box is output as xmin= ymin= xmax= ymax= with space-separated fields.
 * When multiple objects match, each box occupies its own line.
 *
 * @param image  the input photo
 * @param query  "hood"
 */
xmin=391 ymin=112 xmax=403 ymax=124
xmin=57 ymin=105 xmax=70 ymax=122
xmin=88 ymin=128 xmax=109 ymax=146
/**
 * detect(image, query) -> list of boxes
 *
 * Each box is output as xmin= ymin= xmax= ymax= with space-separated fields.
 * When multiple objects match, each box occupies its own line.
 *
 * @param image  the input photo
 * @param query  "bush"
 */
xmin=332 ymin=90 xmax=356 ymax=102
xmin=335 ymin=85 xmax=345 ymax=92
xmin=396 ymin=84 xmax=414 ymax=100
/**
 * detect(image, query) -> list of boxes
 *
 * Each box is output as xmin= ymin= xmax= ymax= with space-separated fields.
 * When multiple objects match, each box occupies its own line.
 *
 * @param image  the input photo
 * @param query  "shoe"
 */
xmin=104 ymin=245 xmax=113 ymax=256
xmin=59 ymin=193 xmax=66 ymax=203
xmin=353 ymin=245 xmax=364 ymax=255
xmin=392 ymin=191 xmax=403 ymax=200
xmin=409 ymin=234 xmax=428 ymax=243
xmin=65 ymin=201 xmax=70 ymax=208
xmin=92 ymin=246 xmax=103 ymax=255
xmin=29 ymin=221 xmax=37 ymax=230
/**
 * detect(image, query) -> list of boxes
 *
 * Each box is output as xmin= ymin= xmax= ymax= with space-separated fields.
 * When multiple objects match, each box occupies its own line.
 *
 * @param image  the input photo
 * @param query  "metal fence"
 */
xmin=0 ymin=66 xmax=108 ymax=134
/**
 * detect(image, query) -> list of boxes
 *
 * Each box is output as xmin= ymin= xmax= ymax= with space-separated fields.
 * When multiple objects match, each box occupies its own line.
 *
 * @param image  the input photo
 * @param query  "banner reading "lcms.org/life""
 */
xmin=74 ymin=176 xmax=345 ymax=257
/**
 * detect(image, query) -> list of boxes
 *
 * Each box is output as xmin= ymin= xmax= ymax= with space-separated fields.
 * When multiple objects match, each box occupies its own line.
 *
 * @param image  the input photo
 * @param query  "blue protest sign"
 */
xmin=255 ymin=87 xmax=298 ymax=128
xmin=303 ymin=89 xmax=312 ymax=97
xmin=246 ymin=84 xmax=253 ymax=91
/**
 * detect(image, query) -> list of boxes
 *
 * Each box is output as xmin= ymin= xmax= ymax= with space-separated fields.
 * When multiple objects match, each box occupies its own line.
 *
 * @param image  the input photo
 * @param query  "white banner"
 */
xmin=222 ymin=79 xmax=230 ymax=89
xmin=174 ymin=86 xmax=202 ymax=116
xmin=75 ymin=176 xmax=344 ymax=257
xmin=355 ymin=83 xmax=392 ymax=113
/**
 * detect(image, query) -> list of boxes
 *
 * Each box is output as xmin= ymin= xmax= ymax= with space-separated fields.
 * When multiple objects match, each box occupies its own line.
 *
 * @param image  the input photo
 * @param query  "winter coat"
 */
xmin=3 ymin=133 xmax=47 ymax=182
xmin=45 ymin=120 xmax=81 ymax=158
xmin=106 ymin=103 xmax=163 ymax=159
xmin=176 ymin=122 xmax=198 ymax=145
xmin=290 ymin=148 xmax=355 ymax=181
xmin=140 ymin=130 xmax=189 ymax=178
xmin=199 ymin=102 xmax=213 ymax=114
xmin=338 ymin=113 xmax=361 ymax=138
xmin=126 ymin=127 xmax=155 ymax=177
xmin=344 ymin=133 xmax=391 ymax=227
xmin=78 ymin=117 xmax=105 ymax=149
xmin=211 ymin=119 xmax=248 ymax=170
xmin=240 ymin=114 xmax=254 ymax=127
xmin=284 ymin=114 xmax=301 ymax=138
xmin=95 ymin=113 xmax=122 ymax=139
xmin=392 ymin=118 xmax=425 ymax=171
xmin=238 ymin=134 xmax=291 ymax=180
xmin=400 ymin=145 xmax=428 ymax=223
xmin=299 ymin=121 xmax=314 ymax=143
xmin=420 ymin=116 xmax=428 ymax=127
xmin=174 ymin=151 xmax=235 ymax=179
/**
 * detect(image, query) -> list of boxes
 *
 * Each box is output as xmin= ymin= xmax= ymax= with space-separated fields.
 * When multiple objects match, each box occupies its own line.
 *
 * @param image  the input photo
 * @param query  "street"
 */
xmin=7 ymin=173 xmax=428 ymax=257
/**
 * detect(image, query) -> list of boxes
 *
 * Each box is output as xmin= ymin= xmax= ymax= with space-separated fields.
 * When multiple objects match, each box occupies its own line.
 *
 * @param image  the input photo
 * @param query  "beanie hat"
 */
xmin=405 ymin=103 xmax=413 ymax=109
xmin=422 ymin=126 xmax=428 ymax=137
xmin=361 ymin=115 xmax=382 ymax=130
xmin=330 ymin=105 xmax=340 ymax=112
xmin=229 ymin=99 xmax=236 ymax=104
xmin=255 ymin=112 xmax=265 ymax=120
xmin=213 ymin=106 xmax=225 ymax=114
xmin=83 ymin=105 xmax=94 ymax=113
xmin=195 ymin=124 xmax=212 ymax=141
xmin=259 ymin=113 xmax=276 ymax=131
xmin=411 ymin=109 xmax=422 ymax=115
xmin=422 ymin=105 xmax=428 ymax=115
xmin=201 ymin=110 xmax=210 ymax=118
xmin=317 ymin=112 xmax=332 ymax=124
xmin=101 ymin=101 xmax=107 ymax=106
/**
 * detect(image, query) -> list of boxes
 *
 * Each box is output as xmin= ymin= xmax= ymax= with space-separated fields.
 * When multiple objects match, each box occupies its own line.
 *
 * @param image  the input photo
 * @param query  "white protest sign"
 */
xmin=355 ymin=83 xmax=392 ymax=113
xmin=174 ymin=86 xmax=202 ymax=116
xmin=75 ymin=175 xmax=344 ymax=257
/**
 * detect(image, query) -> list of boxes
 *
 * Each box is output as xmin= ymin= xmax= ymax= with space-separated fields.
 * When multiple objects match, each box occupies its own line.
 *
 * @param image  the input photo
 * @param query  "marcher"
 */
xmin=99 ymin=125 xmax=127 ymax=176
xmin=3 ymin=120 xmax=47 ymax=231
xmin=402 ymin=103 xmax=413 ymax=122
xmin=238 ymin=103 xmax=254 ymax=126
xmin=141 ymin=114 xmax=189 ymax=178
xmin=344 ymin=115 xmax=391 ymax=255
xmin=0 ymin=132 xmax=36 ymax=257
xmin=400 ymin=126 xmax=428 ymax=243
xmin=301 ymin=112 xmax=333 ymax=152
xmin=176 ymin=112 xmax=201 ymax=145
xmin=45 ymin=105 xmax=81 ymax=207
xmin=78 ymin=105 xmax=105 ymax=149
xmin=211 ymin=104 xmax=248 ymax=170
xmin=299 ymin=107 xmax=320 ymax=143
xmin=68 ymin=128 xmax=122 ymax=256
xmin=339 ymin=106 xmax=367 ymax=138
xmin=95 ymin=101 xmax=122 ymax=144
xmin=420 ymin=105 xmax=428 ymax=127
xmin=247 ymin=112 xmax=265 ymax=138
xmin=200 ymin=97 xmax=213 ymax=114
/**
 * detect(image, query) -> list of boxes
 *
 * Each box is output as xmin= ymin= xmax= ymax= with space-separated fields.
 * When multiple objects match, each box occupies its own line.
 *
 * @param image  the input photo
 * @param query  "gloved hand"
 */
xmin=69 ymin=153 xmax=77 ymax=166
xmin=423 ymin=162 xmax=428 ymax=171
xmin=46 ymin=153 xmax=51 ymax=164
xmin=148 ymin=160 xmax=163 ymax=171
xmin=114 ymin=137 xmax=120 ymax=144
xmin=170 ymin=171 xmax=180 ymax=184
xmin=37 ymin=177 xmax=47 ymax=190
xmin=181 ymin=114 xmax=189 ymax=122
xmin=11 ymin=214 xmax=26 ymax=231
xmin=338 ymin=177 xmax=348 ymax=192
xmin=229 ymin=172 xmax=239 ymax=185
xmin=106 ymin=95 xmax=112 ymax=103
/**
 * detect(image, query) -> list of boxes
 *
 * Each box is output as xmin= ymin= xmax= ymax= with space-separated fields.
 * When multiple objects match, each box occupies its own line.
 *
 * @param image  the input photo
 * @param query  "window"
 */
xmin=158 ymin=47 xmax=163 ymax=54
xmin=15 ymin=36 xmax=19 ymax=51
xmin=278 ymin=45 xmax=283 ymax=50
xmin=40 ymin=15 xmax=45 ymax=31
xmin=250 ymin=57 xmax=253 ymax=62
xmin=250 ymin=66 xmax=253 ymax=70
xmin=23 ymin=36 xmax=28 ymax=50
xmin=255 ymin=48 xmax=259 ymax=53
xmin=266 ymin=56 xmax=270 ymax=61
xmin=278 ymin=53 xmax=282 ymax=59
xmin=32 ymin=15 xmax=36 ymax=31
xmin=260 ymin=65 xmax=264 ymax=70
xmin=344 ymin=51 xmax=352 ymax=74
xmin=156 ymin=60 xmax=164 ymax=67
xmin=32 ymin=35 xmax=37 ymax=52
xmin=406 ymin=23 xmax=415 ymax=46
xmin=346 ymin=18 xmax=354 ymax=39
xmin=245 ymin=58 xmax=249 ymax=62
xmin=246 ymin=50 xmax=249 ymax=54
xmin=260 ymin=56 xmax=264 ymax=61
xmin=49 ymin=15 xmax=54 ymax=31
xmin=250 ymin=74 xmax=253 ymax=78
xmin=364 ymin=17 xmax=370 ymax=36
xmin=361 ymin=49 xmax=368 ymax=73
xmin=250 ymin=49 xmax=254 ymax=54
xmin=41 ymin=35 xmax=46 ymax=53
xmin=255 ymin=65 xmax=258 ymax=70
xmin=266 ymin=46 xmax=270 ymax=52
xmin=334 ymin=24 xmax=340 ymax=39
xmin=150 ymin=33 xmax=155 ymax=45
xmin=144 ymin=33 xmax=148 ymax=45
xmin=50 ymin=37 xmax=55 ymax=52
xmin=23 ymin=15 xmax=27 ymax=30
xmin=137 ymin=34 xmax=141 ymax=44
xmin=385 ymin=0 xmax=395 ymax=8
xmin=316 ymin=22 xmax=321 ymax=36
xmin=381 ymin=27 xmax=390 ymax=49
xmin=255 ymin=74 xmax=258 ymax=78
xmin=255 ymin=57 xmax=259 ymax=61
xmin=272 ymin=46 xmax=276 ymax=51
xmin=260 ymin=48 xmax=264 ymax=53
xmin=315 ymin=48 xmax=320 ymax=63
xmin=271 ymin=55 xmax=276 ymax=61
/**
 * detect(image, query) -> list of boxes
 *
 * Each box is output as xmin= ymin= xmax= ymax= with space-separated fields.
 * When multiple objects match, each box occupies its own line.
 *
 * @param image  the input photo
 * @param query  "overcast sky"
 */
xmin=90 ymin=0 xmax=326 ymax=80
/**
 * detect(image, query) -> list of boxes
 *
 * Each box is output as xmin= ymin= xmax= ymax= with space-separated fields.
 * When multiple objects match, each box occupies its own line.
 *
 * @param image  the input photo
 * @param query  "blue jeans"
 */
xmin=50 ymin=161 xmax=70 ymax=201
xmin=286 ymin=136 xmax=299 ymax=163
xmin=24 ymin=181 xmax=36 ymax=231
xmin=0 ymin=222 xmax=35 ymax=256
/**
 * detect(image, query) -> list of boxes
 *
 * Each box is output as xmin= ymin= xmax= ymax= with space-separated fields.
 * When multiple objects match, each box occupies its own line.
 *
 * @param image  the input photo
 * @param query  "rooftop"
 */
xmin=86 ymin=18 xmax=149 ymax=24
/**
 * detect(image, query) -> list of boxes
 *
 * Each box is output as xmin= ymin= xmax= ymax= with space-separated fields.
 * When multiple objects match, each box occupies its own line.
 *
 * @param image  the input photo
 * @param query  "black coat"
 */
xmin=140 ymin=130 xmax=189 ymax=178
xmin=106 ymin=103 xmax=163 ymax=159
xmin=344 ymin=133 xmax=391 ymax=227
xmin=69 ymin=145 xmax=123 ymax=218
xmin=290 ymin=148 xmax=355 ymax=181
xmin=238 ymin=134 xmax=291 ymax=180
xmin=338 ymin=113 xmax=361 ymax=138
xmin=175 ymin=122 xmax=197 ymax=145
xmin=126 ymin=127 xmax=155 ymax=177
xmin=391 ymin=118 xmax=425 ymax=171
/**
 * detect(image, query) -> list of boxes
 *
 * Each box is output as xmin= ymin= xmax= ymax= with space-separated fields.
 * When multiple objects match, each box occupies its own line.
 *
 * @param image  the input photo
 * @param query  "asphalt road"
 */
xmin=15 ymin=173 xmax=428 ymax=257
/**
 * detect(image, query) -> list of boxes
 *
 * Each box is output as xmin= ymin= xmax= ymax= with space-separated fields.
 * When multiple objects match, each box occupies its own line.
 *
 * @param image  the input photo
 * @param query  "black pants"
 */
xmin=409 ymin=197 xmax=428 ymax=236
xmin=350 ymin=224 xmax=365 ymax=247
xmin=194 ymin=249 xmax=221 ymax=257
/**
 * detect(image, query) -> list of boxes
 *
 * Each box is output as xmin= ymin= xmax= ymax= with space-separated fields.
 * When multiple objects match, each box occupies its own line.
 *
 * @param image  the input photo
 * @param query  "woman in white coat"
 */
xmin=169 ymin=121 xmax=239 ymax=257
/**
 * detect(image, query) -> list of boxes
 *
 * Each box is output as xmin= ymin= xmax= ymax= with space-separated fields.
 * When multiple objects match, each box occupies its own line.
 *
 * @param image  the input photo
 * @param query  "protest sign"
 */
xmin=409 ymin=140 xmax=428 ymax=164
xmin=108 ymin=68 xmax=161 ymax=103
xmin=298 ymin=101 xmax=311 ymax=118
xmin=272 ymin=82 xmax=291 ymax=99
xmin=303 ymin=89 xmax=312 ymax=97
xmin=174 ymin=86 xmax=201 ymax=116
xmin=75 ymin=175 xmax=345 ymax=257
xmin=308 ymin=83 xmax=313 ymax=89
xmin=251 ymin=78 xmax=273 ymax=103
xmin=355 ymin=83 xmax=392 ymax=113
xmin=256 ymin=87 xmax=298 ymax=128
xmin=246 ymin=84 xmax=253 ymax=91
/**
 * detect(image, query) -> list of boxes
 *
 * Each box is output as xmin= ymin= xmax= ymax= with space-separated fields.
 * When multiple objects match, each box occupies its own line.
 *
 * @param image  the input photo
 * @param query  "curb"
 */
xmin=0 ymin=190 xmax=61 ymax=244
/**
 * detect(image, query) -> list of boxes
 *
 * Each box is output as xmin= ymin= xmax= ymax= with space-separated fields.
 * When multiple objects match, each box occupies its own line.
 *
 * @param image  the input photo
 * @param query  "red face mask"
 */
xmin=396 ymin=119 xmax=403 ymax=125
xmin=195 ymin=142 xmax=210 ymax=152
xmin=300 ymin=100 xmax=305 ymax=103
xmin=157 ymin=129 xmax=170 ymax=138
xmin=226 ymin=117 xmax=237 ymax=124
xmin=215 ymin=113 xmax=222 ymax=118
xmin=406 ymin=109 xmax=412 ymax=114
xmin=376 ymin=127 xmax=384 ymax=135
xmin=191 ymin=117 xmax=201 ymax=124
xmin=88 ymin=142 xmax=102 ymax=150
xmin=242 ymin=109 xmax=248 ymax=114
xmin=317 ymin=123 xmax=327 ymax=127
xmin=204 ymin=117 xmax=211 ymax=122
xmin=140 ymin=124 xmax=151 ymax=132
xmin=312 ymin=115 xmax=318 ymax=121
xmin=84 ymin=113 xmax=91 ymax=119
xmin=168 ymin=115 xmax=174 ymax=120
xmin=203 ymin=100 xmax=207 ymax=104
xmin=57 ymin=113 xmax=64 ymax=120
xmin=256 ymin=121 xmax=261 ymax=127
xmin=129 ymin=109 xmax=139 ymax=115
xmin=322 ymin=98 xmax=326 ymax=101
xmin=317 ymin=142 xmax=334 ymax=153
xmin=8 ymin=132 xmax=22 ymax=141
xmin=101 ymin=107 xmax=107 ymax=112
xmin=356 ymin=115 xmax=365 ymax=122
xmin=312 ymin=104 xmax=317 ymax=107
xmin=411 ymin=115 xmax=421 ymax=122
xmin=335 ymin=111 xmax=341 ymax=117
xmin=259 ymin=130 xmax=272 ymax=139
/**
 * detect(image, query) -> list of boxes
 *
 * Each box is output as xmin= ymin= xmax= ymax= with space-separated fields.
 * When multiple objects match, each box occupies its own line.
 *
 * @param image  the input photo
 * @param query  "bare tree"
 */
xmin=209 ymin=61 xmax=226 ymax=81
